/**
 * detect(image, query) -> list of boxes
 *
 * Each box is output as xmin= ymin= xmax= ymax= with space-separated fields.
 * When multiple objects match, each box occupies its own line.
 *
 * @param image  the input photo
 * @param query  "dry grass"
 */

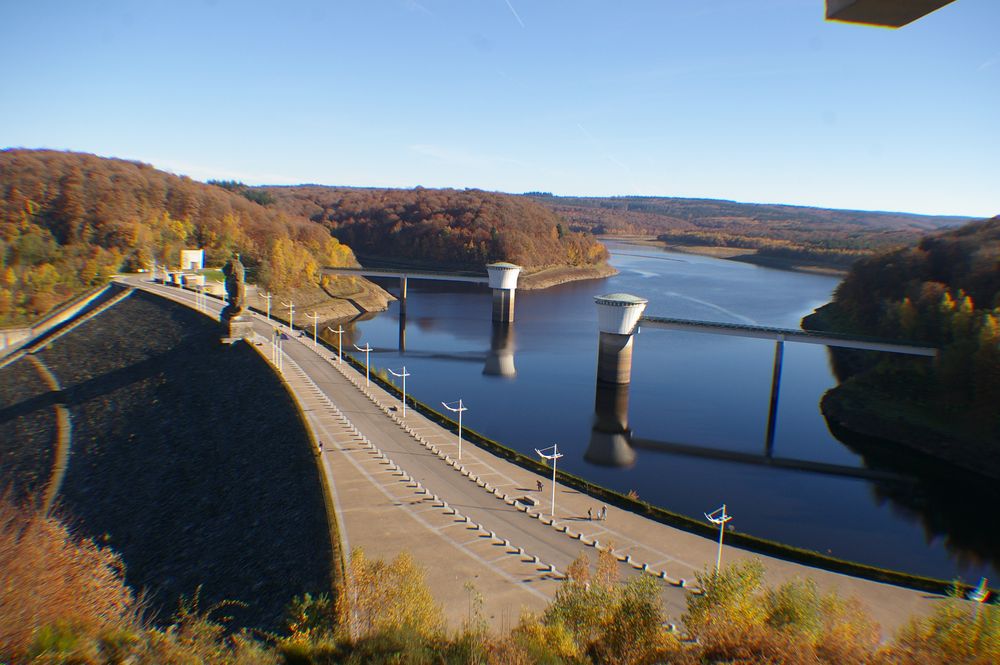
xmin=0 ymin=494 xmax=136 ymax=660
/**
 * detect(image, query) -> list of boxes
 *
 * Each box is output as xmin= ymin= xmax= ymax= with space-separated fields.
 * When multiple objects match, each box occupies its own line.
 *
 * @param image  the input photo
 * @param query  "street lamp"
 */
xmin=272 ymin=327 xmax=285 ymax=373
xmin=705 ymin=504 xmax=733 ymax=575
xmin=441 ymin=399 xmax=468 ymax=460
xmin=387 ymin=366 xmax=411 ymax=418
xmin=327 ymin=326 xmax=345 ymax=363
xmin=307 ymin=311 xmax=320 ymax=348
xmin=535 ymin=445 xmax=564 ymax=518
xmin=281 ymin=300 xmax=295 ymax=331
xmin=354 ymin=342 xmax=373 ymax=386
xmin=261 ymin=291 xmax=272 ymax=321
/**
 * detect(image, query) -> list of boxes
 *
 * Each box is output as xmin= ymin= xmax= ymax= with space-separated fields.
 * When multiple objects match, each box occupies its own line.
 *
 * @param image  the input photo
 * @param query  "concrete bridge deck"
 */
xmin=322 ymin=266 xmax=489 ymax=283
xmin=640 ymin=315 xmax=938 ymax=356
xmin=119 ymin=276 xmax=949 ymax=633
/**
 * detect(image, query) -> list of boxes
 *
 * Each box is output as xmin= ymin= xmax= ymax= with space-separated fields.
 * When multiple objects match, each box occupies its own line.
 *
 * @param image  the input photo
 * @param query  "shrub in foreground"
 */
xmin=3 ymin=499 xmax=997 ymax=664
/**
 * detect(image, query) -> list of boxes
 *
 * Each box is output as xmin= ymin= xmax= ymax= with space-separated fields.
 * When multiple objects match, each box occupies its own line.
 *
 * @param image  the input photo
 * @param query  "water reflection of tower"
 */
xmin=586 ymin=383 xmax=636 ymax=467
xmin=483 ymin=323 xmax=516 ymax=378
xmin=585 ymin=293 xmax=648 ymax=467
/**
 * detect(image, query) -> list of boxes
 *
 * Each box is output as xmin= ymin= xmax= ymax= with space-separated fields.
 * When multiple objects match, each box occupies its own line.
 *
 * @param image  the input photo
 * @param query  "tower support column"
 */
xmin=597 ymin=331 xmax=636 ymax=384
xmin=492 ymin=288 xmax=516 ymax=323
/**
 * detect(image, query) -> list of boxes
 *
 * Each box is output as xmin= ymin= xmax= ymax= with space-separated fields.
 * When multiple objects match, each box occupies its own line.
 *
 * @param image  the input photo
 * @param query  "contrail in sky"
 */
xmin=504 ymin=0 xmax=525 ymax=28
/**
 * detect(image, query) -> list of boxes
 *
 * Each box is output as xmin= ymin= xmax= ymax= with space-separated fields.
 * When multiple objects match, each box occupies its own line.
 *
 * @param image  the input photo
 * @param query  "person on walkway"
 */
xmin=536 ymin=480 xmax=543 ymax=492
xmin=318 ymin=440 xmax=323 ymax=453
xmin=587 ymin=507 xmax=593 ymax=521
xmin=600 ymin=505 xmax=607 ymax=521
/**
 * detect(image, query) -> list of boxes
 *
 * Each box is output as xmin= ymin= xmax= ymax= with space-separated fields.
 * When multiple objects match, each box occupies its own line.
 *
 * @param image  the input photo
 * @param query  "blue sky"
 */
xmin=1 ymin=0 xmax=997 ymax=217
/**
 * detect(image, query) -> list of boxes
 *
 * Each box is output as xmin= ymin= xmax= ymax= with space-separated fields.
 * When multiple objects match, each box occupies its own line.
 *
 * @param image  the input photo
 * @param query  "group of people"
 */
xmin=536 ymin=480 xmax=608 ymax=521
xmin=587 ymin=505 xmax=608 ymax=521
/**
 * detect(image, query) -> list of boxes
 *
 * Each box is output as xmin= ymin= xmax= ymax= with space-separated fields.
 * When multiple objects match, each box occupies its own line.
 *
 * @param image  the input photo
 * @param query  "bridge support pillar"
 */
xmin=764 ymin=336 xmax=784 ymax=457
xmin=486 ymin=263 xmax=522 ymax=323
xmin=399 ymin=276 xmax=408 ymax=315
xmin=594 ymin=294 xmax=648 ymax=384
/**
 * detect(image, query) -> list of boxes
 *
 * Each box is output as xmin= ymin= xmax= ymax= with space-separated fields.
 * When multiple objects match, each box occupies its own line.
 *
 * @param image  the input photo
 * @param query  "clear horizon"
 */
xmin=2 ymin=1 xmax=997 ymax=219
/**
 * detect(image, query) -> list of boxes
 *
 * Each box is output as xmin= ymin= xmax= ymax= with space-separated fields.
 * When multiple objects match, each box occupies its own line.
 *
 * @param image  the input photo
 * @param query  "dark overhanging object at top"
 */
xmin=826 ymin=0 xmax=956 ymax=27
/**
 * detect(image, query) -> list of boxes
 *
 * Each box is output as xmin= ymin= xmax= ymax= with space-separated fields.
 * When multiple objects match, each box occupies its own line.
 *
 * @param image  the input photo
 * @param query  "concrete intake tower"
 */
xmin=486 ymin=262 xmax=522 ymax=324
xmin=594 ymin=293 xmax=648 ymax=384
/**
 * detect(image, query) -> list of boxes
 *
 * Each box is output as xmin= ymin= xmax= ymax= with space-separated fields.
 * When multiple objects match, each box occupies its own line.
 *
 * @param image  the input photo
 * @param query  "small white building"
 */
xmin=180 ymin=249 xmax=204 ymax=271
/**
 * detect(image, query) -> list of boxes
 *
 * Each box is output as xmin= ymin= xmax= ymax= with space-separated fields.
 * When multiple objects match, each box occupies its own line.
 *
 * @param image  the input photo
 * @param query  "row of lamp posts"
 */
xmin=269 ymin=296 xmax=735 ymax=575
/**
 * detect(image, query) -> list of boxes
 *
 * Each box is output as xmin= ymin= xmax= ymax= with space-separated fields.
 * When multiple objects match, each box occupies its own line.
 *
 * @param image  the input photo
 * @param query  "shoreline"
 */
xmin=248 ymin=278 xmax=395 ymax=327
xmin=600 ymin=236 xmax=850 ymax=276
xmin=518 ymin=263 xmax=619 ymax=290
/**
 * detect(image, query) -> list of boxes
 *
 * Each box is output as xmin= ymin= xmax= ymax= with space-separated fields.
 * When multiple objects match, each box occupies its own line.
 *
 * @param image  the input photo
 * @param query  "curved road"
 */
xmin=121 ymin=276 xmax=947 ymax=633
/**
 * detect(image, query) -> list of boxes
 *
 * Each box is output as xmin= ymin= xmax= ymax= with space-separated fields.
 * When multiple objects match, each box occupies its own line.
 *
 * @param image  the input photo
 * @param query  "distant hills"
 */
xmin=3 ymin=148 xmax=989 ymax=327
xmin=0 ymin=151 xmax=610 ymax=325
xmin=262 ymin=185 xmax=609 ymax=271
xmin=0 ymin=149 xmax=356 ymax=324
xmin=804 ymin=216 xmax=1000 ymax=476
xmin=528 ymin=194 xmax=975 ymax=271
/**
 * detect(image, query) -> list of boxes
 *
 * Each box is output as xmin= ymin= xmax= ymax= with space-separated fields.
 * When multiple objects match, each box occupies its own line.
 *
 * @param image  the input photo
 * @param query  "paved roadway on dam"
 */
xmin=119 ymin=275 xmax=948 ymax=634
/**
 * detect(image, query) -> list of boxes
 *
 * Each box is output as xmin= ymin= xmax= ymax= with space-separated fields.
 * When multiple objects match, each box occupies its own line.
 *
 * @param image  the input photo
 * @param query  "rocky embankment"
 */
xmin=1 ymin=291 xmax=333 ymax=630
xmin=518 ymin=263 xmax=619 ymax=290
xmin=249 ymin=276 xmax=394 ymax=326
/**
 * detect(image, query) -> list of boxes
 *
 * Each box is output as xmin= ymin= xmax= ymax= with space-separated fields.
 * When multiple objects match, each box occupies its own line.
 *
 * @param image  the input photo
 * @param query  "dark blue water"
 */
xmin=331 ymin=242 xmax=998 ymax=582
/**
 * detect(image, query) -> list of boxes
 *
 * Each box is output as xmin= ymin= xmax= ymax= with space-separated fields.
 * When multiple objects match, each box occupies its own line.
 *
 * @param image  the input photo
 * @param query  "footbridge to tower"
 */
xmin=323 ymin=262 xmax=522 ymax=323
xmin=588 ymin=293 xmax=938 ymax=475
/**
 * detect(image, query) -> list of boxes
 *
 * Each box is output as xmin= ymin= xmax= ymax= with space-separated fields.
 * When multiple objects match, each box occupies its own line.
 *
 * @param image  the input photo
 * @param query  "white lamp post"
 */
xmin=387 ymin=366 xmax=411 ymax=418
xmin=705 ymin=504 xmax=733 ymax=575
xmin=261 ymin=291 xmax=272 ymax=321
xmin=441 ymin=399 xmax=468 ymax=460
xmin=354 ymin=342 xmax=373 ymax=386
xmin=307 ymin=311 xmax=320 ymax=348
xmin=534 ymin=445 xmax=564 ymax=518
xmin=327 ymin=326 xmax=345 ymax=363
xmin=281 ymin=300 xmax=295 ymax=331
xmin=272 ymin=328 xmax=284 ymax=373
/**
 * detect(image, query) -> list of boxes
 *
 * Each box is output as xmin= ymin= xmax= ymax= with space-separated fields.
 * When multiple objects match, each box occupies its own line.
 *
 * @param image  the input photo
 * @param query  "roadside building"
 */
xmin=180 ymin=249 xmax=204 ymax=271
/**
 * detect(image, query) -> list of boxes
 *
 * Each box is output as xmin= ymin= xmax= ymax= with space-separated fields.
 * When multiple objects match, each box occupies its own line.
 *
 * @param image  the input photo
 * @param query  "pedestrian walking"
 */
xmin=587 ymin=507 xmax=593 ymax=521
xmin=536 ymin=480 xmax=543 ymax=492
xmin=600 ymin=505 xmax=607 ymax=521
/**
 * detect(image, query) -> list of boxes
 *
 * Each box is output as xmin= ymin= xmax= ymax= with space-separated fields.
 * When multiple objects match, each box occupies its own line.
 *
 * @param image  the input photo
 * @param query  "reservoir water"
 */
xmin=333 ymin=241 xmax=998 ymax=582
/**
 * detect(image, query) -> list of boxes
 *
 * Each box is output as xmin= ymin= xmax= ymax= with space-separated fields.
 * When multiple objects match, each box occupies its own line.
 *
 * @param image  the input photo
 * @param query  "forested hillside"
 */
xmin=531 ymin=194 xmax=972 ymax=270
xmin=0 ymin=150 xmax=355 ymax=324
xmin=804 ymin=216 xmax=1000 ymax=474
xmin=265 ymin=186 xmax=609 ymax=270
